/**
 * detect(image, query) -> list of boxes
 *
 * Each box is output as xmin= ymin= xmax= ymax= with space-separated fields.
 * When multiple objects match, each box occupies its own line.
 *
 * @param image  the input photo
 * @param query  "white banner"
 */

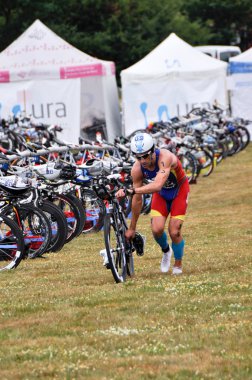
xmin=230 ymin=73 xmax=252 ymax=121
xmin=80 ymin=76 xmax=106 ymax=140
xmin=0 ymin=79 xmax=81 ymax=143
xmin=122 ymin=75 xmax=227 ymax=136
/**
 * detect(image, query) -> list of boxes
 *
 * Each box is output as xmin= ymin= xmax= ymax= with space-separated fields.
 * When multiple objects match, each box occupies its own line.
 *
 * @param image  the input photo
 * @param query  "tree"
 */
xmin=0 ymin=0 xmax=251 ymax=84
xmin=182 ymin=0 xmax=252 ymax=50
xmin=53 ymin=0 xmax=211 ymax=81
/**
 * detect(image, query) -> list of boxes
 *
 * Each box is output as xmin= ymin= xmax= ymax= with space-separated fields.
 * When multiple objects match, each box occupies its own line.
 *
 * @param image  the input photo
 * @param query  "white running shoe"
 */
xmin=160 ymin=248 xmax=172 ymax=273
xmin=172 ymin=266 xmax=183 ymax=275
xmin=100 ymin=249 xmax=109 ymax=266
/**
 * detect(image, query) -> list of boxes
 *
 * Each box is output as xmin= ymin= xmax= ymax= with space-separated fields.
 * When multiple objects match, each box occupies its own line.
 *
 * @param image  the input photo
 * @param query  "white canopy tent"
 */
xmin=229 ymin=48 xmax=252 ymax=120
xmin=0 ymin=19 xmax=121 ymax=143
xmin=121 ymin=33 xmax=228 ymax=136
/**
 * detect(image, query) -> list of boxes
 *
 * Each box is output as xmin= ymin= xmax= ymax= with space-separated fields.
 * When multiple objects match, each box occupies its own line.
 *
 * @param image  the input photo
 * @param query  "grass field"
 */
xmin=0 ymin=145 xmax=252 ymax=380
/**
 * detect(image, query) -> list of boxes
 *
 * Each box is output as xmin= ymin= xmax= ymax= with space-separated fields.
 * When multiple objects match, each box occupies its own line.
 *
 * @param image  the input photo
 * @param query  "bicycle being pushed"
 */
xmin=93 ymin=174 xmax=145 ymax=283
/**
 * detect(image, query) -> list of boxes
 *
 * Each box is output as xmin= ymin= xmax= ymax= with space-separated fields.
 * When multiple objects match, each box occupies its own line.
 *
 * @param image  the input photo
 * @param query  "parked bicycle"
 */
xmin=0 ymin=213 xmax=25 ymax=271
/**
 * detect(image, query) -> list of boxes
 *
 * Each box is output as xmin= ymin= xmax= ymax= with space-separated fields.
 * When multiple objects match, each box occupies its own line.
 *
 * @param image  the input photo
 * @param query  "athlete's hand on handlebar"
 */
xmin=115 ymin=187 xmax=135 ymax=198
xmin=115 ymin=188 xmax=125 ymax=198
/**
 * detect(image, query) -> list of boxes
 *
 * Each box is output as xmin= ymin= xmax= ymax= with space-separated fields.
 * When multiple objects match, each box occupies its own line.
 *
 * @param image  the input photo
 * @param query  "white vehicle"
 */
xmin=195 ymin=45 xmax=241 ymax=62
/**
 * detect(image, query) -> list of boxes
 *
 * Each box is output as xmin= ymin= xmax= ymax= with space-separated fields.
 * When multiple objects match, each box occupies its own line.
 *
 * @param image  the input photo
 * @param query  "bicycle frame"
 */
xmin=94 ymin=176 xmax=134 ymax=283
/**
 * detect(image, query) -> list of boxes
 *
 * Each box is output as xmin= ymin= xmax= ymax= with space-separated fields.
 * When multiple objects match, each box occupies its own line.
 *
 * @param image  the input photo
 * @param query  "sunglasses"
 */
xmin=135 ymin=152 xmax=151 ymax=160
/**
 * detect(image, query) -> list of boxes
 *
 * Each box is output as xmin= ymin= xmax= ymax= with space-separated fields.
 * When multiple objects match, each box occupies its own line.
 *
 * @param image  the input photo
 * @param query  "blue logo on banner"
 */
xmin=140 ymin=102 xmax=170 ymax=127
xmin=229 ymin=62 xmax=252 ymax=74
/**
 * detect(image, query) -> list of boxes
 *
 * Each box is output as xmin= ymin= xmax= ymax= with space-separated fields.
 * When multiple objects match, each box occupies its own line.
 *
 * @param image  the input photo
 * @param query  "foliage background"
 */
xmin=0 ymin=0 xmax=252 ymax=83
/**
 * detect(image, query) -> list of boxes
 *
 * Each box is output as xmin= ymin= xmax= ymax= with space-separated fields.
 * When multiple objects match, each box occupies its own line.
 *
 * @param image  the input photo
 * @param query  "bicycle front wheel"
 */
xmin=104 ymin=214 xmax=127 ymax=283
xmin=2 ymin=204 xmax=52 ymax=259
xmin=0 ymin=214 xmax=25 ymax=271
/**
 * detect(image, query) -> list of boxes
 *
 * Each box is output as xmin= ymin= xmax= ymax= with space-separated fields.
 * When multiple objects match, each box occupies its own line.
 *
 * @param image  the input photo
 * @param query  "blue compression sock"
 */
xmin=154 ymin=232 xmax=169 ymax=251
xmin=172 ymin=240 xmax=185 ymax=260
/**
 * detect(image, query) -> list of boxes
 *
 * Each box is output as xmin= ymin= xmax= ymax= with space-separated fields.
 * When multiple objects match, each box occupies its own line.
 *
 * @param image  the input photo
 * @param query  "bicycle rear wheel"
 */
xmin=178 ymin=152 xmax=197 ymax=183
xmin=49 ymin=193 xmax=85 ymax=243
xmin=65 ymin=193 xmax=86 ymax=238
xmin=104 ymin=214 xmax=127 ymax=283
xmin=0 ymin=214 xmax=25 ymax=271
xmin=81 ymin=189 xmax=106 ymax=233
xmin=236 ymin=126 xmax=250 ymax=151
xmin=40 ymin=200 xmax=68 ymax=253
xmin=194 ymin=148 xmax=214 ymax=177
xmin=213 ymin=140 xmax=226 ymax=164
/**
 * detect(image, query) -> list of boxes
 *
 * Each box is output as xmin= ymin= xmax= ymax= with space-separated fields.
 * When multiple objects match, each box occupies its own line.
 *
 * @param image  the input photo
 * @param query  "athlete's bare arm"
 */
xmin=128 ymin=162 xmax=143 ymax=231
xmin=115 ymin=162 xmax=143 ymax=238
xmin=133 ymin=149 xmax=175 ymax=194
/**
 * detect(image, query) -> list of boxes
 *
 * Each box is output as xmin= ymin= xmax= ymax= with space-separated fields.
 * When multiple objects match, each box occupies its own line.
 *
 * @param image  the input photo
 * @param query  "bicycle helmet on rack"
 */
xmin=80 ymin=159 xmax=103 ymax=176
xmin=130 ymin=133 xmax=154 ymax=155
xmin=59 ymin=164 xmax=77 ymax=180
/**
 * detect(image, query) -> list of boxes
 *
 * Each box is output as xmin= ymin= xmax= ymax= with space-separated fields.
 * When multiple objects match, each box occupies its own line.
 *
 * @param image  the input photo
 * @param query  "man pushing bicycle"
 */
xmin=116 ymin=132 xmax=190 ymax=275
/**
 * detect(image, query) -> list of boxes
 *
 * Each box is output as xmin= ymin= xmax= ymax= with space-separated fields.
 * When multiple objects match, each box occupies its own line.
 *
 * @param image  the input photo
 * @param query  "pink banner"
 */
xmin=110 ymin=62 xmax=116 ymax=75
xmin=0 ymin=71 xmax=10 ymax=82
xmin=60 ymin=64 xmax=104 ymax=79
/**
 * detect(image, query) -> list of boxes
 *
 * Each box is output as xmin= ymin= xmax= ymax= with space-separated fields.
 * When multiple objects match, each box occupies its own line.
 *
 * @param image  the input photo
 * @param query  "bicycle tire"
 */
xmin=40 ymin=200 xmax=68 ymax=253
xmin=214 ymin=140 xmax=226 ymax=164
xmin=201 ymin=148 xmax=214 ymax=177
xmin=193 ymin=148 xmax=214 ymax=177
xmin=0 ymin=136 xmax=14 ymax=151
xmin=0 ymin=214 xmax=25 ymax=271
xmin=236 ymin=126 xmax=250 ymax=151
xmin=64 ymin=193 xmax=86 ymax=238
xmin=104 ymin=214 xmax=127 ymax=283
xmin=49 ymin=193 xmax=85 ymax=243
xmin=1 ymin=204 xmax=52 ymax=259
xmin=226 ymin=134 xmax=239 ymax=156
xmin=81 ymin=189 xmax=106 ymax=233
xmin=178 ymin=151 xmax=198 ymax=183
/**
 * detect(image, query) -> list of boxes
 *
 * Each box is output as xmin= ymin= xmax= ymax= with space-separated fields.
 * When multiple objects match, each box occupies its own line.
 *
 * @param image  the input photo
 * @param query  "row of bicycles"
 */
xmin=120 ymin=105 xmax=250 ymax=184
xmin=0 ymin=141 xmax=136 ymax=278
xmin=0 ymin=104 xmax=250 ymax=282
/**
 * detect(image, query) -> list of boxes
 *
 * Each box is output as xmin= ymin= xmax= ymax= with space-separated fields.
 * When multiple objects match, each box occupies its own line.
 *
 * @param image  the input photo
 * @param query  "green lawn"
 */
xmin=0 ymin=145 xmax=251 ymax=380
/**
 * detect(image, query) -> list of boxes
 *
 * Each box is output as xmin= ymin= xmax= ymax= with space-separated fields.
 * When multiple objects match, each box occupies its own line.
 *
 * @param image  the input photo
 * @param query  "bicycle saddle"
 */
xmin=0 ymin=183 xmax=31 ymax=195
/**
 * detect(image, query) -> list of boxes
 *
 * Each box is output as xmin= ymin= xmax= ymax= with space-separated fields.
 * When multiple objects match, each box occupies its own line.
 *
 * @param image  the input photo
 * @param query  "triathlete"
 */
xmin=116 ymin=132 xmax=190 ymax=274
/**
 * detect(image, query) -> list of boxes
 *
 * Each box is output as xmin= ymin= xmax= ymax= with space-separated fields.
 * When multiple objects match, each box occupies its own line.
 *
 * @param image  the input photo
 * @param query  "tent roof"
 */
xmin=229 ymin=47 xmax=252 ymax=62
xmin=0 ymin=19 xmax=115 ymax=82
xmin=121 ymin=33 xmax=227 ymax=78
xmin=229 ymin=47 xmax=252 ymax=74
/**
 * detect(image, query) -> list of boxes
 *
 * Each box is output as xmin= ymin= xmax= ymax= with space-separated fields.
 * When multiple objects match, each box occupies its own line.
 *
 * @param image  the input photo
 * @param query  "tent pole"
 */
xmin=23 ymin=90 xmax=26 ymax=115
